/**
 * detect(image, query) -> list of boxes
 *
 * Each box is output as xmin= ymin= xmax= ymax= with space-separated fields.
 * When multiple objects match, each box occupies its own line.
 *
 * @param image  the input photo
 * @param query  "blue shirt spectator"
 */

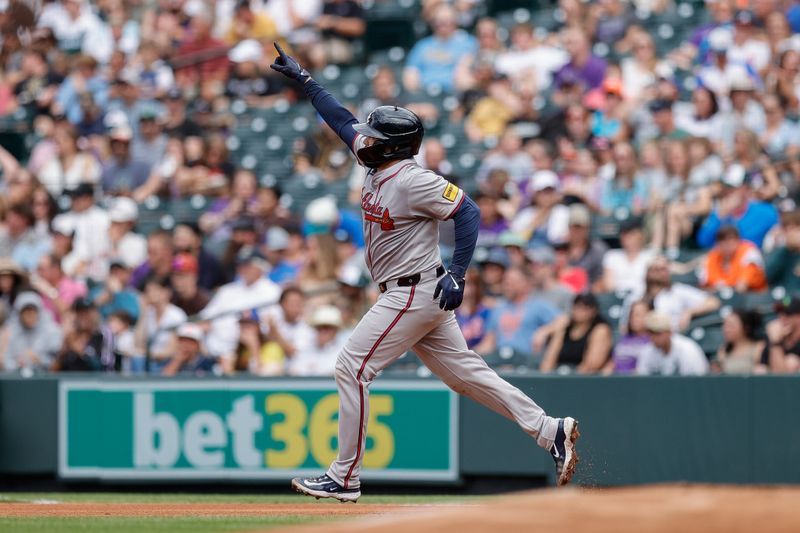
xmin=55 ymin=55 xmax=108 ymax=124
xmin=403 ymin=5 xmax=478 ymax=93
xmin=476 ymin=267 xmax=561 ymax=357
xmin=696 ymin=200 xmax=778 ymax=249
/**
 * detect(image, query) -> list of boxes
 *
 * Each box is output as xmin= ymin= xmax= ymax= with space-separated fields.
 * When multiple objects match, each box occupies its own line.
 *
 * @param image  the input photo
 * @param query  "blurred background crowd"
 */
xmin=1 ymin=0 xmax=800 ymax=377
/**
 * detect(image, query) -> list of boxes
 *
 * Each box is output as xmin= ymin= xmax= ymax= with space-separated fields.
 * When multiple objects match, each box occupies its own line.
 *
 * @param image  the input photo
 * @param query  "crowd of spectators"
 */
xmin=1 ymin=0 xmax=800 ymax=378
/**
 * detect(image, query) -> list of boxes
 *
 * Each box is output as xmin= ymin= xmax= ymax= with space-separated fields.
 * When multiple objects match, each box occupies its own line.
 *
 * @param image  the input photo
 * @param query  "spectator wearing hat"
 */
xmin=456 ymin=268 xmax=493 ymax=349
xmin=699 ymin=226 xmax=767 ymax=292
xmin=172 ymin=223 xmax=224 ymax=291
xmin=474 ymin=266 xmax=561 ymax=359
xmin=528 ymin=246 xmax=574 ymax=315
xmin=589 ymin=77 xmax=630 ymax=141
xmin=726 ymin=67 xmax=766 ymax=136
xmin=170 ymin=252 xmax=210 ymax=316
xmin=101 ymin=126 xmax=152 ymax=195
xmin=561 ymin=204 xmax=608 ymax=290
xmin=54 ymin=296 xmax=115 ymax=372
xmin=647 ymin=99 xmax=689 ymax=142
xmin=107 ymin=197 xmax=147 ymax=270
xmin=134 ymin=275 xmax=187 ymax=374
xmin=476 ymin=247 xmax=509 ymax=300
xmin=131 ymin=230 xmax=175 ymax=291
xmin=696 ymin=164 xmax=779 ymax=249
xmin=32 ymin=253 xmax=88 ymax=323
xmin=765 ymin=297 xmax=800 ymax=373
xmin=303 ymin=196 xmax=364 ymax=248
xmin=636 ymin=311 xmax=709 ymax=375
xmin=729 ymin=10 xmax=771 ymax=73
xmin=554 ymin=26 xmax=607 ymax=91
xmin=0 ymin=292 xmax=62 ymax=373
xmin=0 ymin=258 xmax=31 ymax=323
xmin=403 ymin=4 xmax=478 ymax=93
xmin=89 ymin=259 xmax=140 ymax=322
xmin=539 ymin=293 xmax=613 ymax=374
xmin=602 ymin=217 xmax=655 ymax=294
xmin=623 ymin=255 xmax=720 ymax=332
xmin=131 ymin=108 xmax=169 ymax=170
xmin=511 ymin=170 xmax=570 ymax=249
xmin=162 ymin=88 xmax=203 ymax=139
xmin=289 ymin=304 xmax=349 ymax=376
xmin=766 ymin=211 xmax=800 ymax=294
xmin=0 ymin=203 xmax=51 ymax=272
xmin=263 ymin=226 xmax=299 ymax=285
xmin=219 ymin=216 xmax=261 ymax=283
xmin=226 ymin=40 xmax=286 ymax=107
xmin=200 ymin=247 xmax=281 ymax=372
xmin=162 ymin=323 xmax=216 ymax=376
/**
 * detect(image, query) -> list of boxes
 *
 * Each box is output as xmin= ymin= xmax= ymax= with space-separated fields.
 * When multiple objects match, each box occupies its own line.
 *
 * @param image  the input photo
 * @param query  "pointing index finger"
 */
xmin=273 ymin=42 xmax=287 ymax=58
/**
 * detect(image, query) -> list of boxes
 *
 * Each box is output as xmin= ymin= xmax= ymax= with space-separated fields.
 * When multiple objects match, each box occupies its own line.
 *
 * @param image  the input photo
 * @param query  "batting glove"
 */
xmin=434 ymin=271 xmax=465 ymax=311
xmin=270 ymin=42 xmax=311 ymax=84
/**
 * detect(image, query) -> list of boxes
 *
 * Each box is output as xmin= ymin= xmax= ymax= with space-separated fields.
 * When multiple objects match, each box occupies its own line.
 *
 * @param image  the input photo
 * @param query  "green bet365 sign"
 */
xmin=58 ymin=380 xmax=458 ymax=481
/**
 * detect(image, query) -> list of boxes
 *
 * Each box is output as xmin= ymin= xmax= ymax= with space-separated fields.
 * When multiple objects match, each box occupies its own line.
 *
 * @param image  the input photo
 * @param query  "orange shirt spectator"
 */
xmin=700 ymin=226 xmax=767 ymax=292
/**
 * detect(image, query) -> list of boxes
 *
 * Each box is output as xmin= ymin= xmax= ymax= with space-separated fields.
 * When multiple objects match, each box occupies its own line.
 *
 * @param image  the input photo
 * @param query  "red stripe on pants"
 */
xmin=343 ymin=285 xmax=416 ymax=488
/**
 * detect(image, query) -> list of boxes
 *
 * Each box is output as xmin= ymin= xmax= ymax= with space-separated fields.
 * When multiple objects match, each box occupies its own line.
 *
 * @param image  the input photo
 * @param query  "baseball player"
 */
xmin=270 ymin=44 xmax=579 ymax=502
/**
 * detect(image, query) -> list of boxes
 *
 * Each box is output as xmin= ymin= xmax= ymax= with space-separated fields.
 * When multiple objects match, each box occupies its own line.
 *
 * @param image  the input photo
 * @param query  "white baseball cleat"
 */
xmin=291 ymin=474 xmax=361 ymax=503
xmin=549 ymin=417 xmax=580 ymax=487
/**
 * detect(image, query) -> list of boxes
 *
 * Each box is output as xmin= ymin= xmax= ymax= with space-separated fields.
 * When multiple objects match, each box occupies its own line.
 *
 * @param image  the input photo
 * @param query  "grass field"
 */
xmin=0 ymin=493 xmax=474 ymax=533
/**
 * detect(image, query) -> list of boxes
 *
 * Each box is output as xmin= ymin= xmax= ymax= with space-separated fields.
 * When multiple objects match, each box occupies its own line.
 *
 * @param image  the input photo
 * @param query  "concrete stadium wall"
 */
xmin=1 ymin=375 xmax=798 ymax=485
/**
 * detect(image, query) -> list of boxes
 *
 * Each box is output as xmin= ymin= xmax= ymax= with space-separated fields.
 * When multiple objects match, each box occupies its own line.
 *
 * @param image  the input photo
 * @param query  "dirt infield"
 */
xmin=279 ymin=485 xmax=800 ymax=533
xmin=0 ymin=501 xmax=464 ymax=518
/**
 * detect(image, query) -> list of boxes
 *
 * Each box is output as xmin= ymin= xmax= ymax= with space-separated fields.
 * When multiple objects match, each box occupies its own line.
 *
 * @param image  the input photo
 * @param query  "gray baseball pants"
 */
xmin=326 ymin=272 xmax=560 ymax=489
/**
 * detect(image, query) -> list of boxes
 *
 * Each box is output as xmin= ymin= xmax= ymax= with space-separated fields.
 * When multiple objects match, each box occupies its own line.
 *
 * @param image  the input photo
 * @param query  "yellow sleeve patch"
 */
xmin=442 ymin=182 xmax=460 ymax=202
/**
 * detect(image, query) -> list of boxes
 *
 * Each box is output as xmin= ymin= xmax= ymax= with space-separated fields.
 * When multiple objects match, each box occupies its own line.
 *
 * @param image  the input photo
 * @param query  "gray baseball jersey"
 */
xmin=353 ymin=134 xmax=465 ymax=283
xmin=324 ymin=133 xmax=560 ymax=490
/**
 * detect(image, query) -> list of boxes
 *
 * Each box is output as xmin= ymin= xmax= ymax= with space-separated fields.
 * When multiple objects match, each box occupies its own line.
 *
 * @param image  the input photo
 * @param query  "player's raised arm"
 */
xmin=270 ymin=43 xmax=358 ymax=149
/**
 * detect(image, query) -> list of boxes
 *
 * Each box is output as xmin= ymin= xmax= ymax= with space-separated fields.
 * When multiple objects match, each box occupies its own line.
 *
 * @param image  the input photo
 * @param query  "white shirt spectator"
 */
xmin=495 ymin=45 xmax=568 ymax=93
xmin=200 ymin=277 xmax=281 ymax=361
xmin=52 ymin=207 xmax=111 ymax=282
xmin=260 ymin=303 xmax=315 ymax=354
xmin=143 ymin=304 xmax=187 ymax=356
xmin=264 ymin=0 xmax=322 ymax=41
xmin=37 ymin=154 xmax=101 ymax=197
xmin=510 ymin=204 xmax=570 ymax=245
xmin=288 ymin=330 xmax=349 ymax=376
xmin=636 ymin=334 xmax=709 ymax=375
xmin=623 ymin=282 xmax=710 ymax=331
xmin=603 ymin=248 xmax=655 ymax=294
xmin=111 ymin=232 xmax=148 ymax=270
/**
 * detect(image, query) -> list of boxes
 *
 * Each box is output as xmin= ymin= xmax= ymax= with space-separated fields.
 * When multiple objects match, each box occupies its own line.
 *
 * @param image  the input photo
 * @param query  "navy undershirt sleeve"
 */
xmin=302 ymin=78 xmax=358 ymax=148
xmin=449 ymin=195 xmax=480 ymax=278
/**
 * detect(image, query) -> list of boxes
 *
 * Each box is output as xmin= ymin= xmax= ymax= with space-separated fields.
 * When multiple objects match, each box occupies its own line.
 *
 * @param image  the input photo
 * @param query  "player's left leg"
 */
xmin=413 ymin=312 xmax=580 ymax=486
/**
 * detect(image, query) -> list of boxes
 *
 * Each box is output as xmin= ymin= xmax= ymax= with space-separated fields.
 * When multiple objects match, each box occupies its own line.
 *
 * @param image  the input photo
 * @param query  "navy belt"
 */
xmin=379 ymin=265 xmax=445 ymax=293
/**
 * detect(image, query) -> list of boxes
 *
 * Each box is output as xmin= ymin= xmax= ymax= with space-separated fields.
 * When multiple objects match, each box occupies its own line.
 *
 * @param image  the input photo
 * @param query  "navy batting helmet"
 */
xmin=353 ymin=106 xmax=424 ymax=168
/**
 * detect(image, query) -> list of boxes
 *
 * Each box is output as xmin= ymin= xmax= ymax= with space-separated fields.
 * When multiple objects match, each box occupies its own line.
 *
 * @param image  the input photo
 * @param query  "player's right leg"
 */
xmin=292 ymin=281 xmax=440 ymax=501
xmin=413 ymin=312 xmax=580 ymax=486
